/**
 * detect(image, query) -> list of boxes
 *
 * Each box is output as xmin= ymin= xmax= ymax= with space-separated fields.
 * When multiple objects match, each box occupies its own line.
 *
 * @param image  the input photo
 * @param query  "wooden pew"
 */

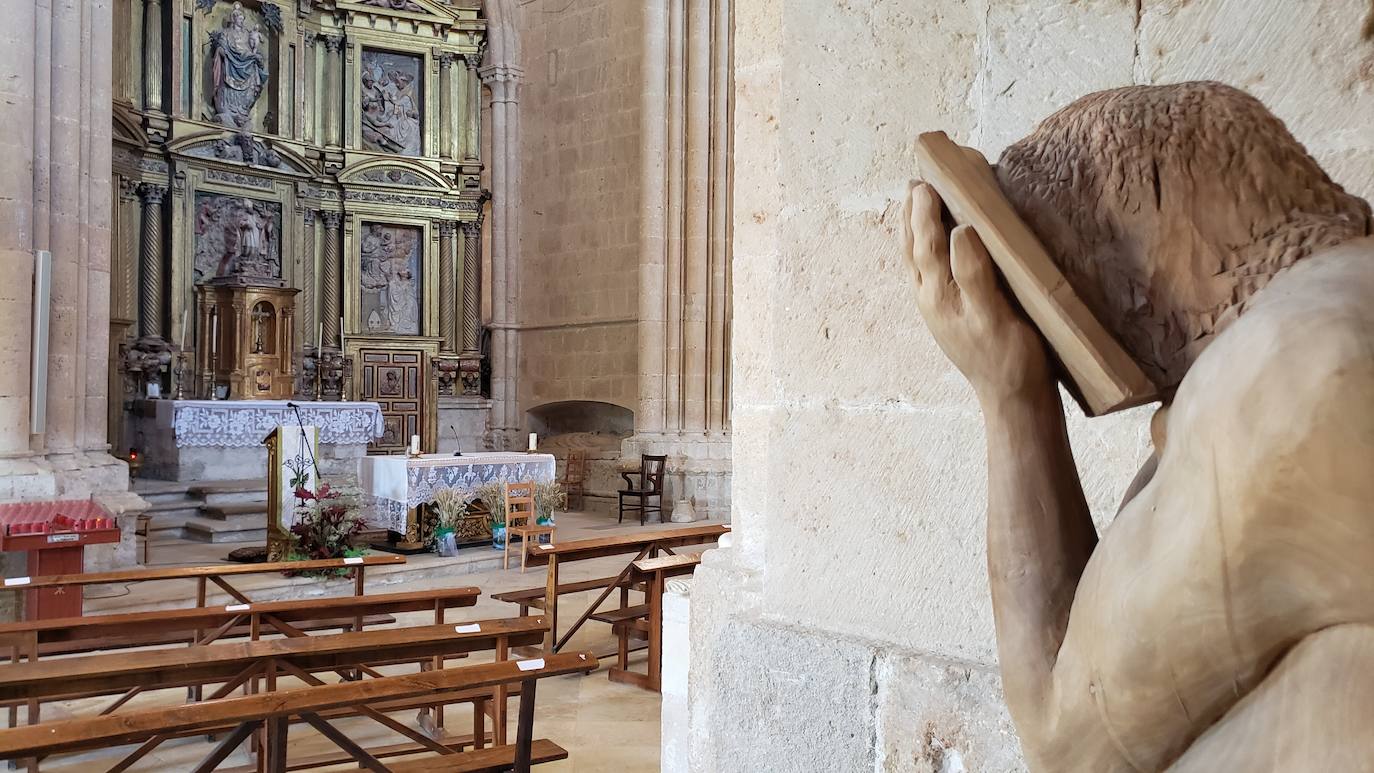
xmin=0 ymin=651 xmax=597 ymax=772
xmin=490 ymin=575 xmax=646 ymax=617
xmin=0 ymin=555 xmax=406 ymax=616
xmin=607 ymin=553 xmax=700 ymax=692
xmin=0 ymin=617 xmax=551 ymax=770
xmin=505 ymin=523 xmax=727 ymax=653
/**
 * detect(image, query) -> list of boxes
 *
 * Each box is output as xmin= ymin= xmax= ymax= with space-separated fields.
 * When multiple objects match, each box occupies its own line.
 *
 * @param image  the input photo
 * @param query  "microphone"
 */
xmin=449 ymin=425 xmax=463 ymax=456
xmin=286 ymin=401 xmax=299 ymax=409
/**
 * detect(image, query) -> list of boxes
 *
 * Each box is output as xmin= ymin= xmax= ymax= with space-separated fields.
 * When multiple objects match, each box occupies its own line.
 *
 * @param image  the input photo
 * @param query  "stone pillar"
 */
xmin=664 ymin=0 xmax=685 ymax=434
xmin=300 ymin=209 xmax=316 ymax=346
xmin=302 ymin=31 xmax=317 ymax=144
xmin=463 ymin=54 xmax=481 ymax=162
xmin=142 ymin=0 xmax=163 ymax=113
xmin=319 ymin=211 xmax=342 ymax=348
xmin=638 ymin=0 xmax=669 ymax=437
xmin=709 ymin=0 xmax=732 ymax=431
xmin=438 ymin=221 xmax=458 ymax=352
xmin=322 ymin=35 xmax=344 ymax=147
xmin=684 ymin=0 xmax=711 ymax=433
xmin=439 ymin=54 xmax=454 ymax=161
xmin=137 ymin=183 xmax=167 ymax=340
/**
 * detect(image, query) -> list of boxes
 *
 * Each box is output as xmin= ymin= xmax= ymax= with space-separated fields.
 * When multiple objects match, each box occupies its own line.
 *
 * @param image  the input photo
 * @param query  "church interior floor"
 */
xmin=37 ymin=508 xmax=717 ymax=772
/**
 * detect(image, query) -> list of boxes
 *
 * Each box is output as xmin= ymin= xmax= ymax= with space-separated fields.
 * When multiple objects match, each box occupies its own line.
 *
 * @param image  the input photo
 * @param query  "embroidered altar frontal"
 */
xmin=359 ymin=452 xmax=557 ymax=533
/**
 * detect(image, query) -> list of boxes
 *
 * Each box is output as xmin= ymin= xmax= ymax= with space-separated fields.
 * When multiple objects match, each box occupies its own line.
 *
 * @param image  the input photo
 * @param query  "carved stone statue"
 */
xmin=904 ymin=82 xmax=1374 ymax=771
xmin=208 ymin=2 xmax=269 ymax=129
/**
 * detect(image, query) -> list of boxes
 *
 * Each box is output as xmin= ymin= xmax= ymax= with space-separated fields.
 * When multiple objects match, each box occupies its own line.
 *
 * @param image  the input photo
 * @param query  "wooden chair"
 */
xmin=561 ymin=450 xmax=587 ymax=511
xmin=504 ymin=481 xmax=553 ymax=573
xmin=618 ymin=454 xmax=667 ymax=524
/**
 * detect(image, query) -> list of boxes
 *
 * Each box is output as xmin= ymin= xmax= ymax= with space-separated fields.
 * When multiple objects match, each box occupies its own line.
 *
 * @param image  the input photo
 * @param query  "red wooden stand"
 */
xmin=0 ymin=500 xmax=120 ymax=620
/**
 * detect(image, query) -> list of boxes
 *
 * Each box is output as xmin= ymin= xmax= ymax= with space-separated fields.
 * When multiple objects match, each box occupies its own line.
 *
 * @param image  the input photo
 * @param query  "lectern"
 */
xmin=263 ymin=424 xmax=319 ymax=560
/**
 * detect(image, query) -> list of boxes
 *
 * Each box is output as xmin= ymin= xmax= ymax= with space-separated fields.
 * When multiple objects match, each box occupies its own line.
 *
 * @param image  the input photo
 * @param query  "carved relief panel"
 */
xmin=358 ymin=222 xmax=423 ymax=335
xmin=359 ymin=49 xmax=424 ymax=157
xmin=193 ymin=192 xmax=283 ymax=284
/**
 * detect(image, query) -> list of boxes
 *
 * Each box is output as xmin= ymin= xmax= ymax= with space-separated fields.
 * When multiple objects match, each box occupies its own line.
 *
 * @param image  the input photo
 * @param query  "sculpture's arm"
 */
xmin=905 ymin=183 xmax=1098 ymax=755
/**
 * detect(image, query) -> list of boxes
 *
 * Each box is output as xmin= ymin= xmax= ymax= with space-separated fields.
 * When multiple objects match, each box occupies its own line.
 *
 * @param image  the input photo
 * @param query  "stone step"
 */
xmin=182 ymin=516 xmax=267 ymax=544
xmin=201 ymin=501 xmax=269 ymax=521
xmin=188 ymin=479 xmax=269 ymax=506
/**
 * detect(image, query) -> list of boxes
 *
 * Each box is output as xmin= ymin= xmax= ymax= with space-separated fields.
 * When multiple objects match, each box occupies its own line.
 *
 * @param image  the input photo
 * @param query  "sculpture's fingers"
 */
xmin=902 ymin=182 xmax=920 ymax=287
xmin=950 ymin=225 xmax=999 ymax=310
xmin=909 ymin=183 xmax=952 ymax=291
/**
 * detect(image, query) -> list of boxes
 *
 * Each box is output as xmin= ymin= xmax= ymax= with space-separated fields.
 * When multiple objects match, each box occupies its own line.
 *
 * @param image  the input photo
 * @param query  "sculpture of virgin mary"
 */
xmin=209 ymin=3 xmax=269 ymax=129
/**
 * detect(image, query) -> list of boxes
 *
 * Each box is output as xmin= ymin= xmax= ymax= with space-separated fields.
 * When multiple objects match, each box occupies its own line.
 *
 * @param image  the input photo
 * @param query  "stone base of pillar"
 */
xmin=621 ymin=432 xmax=732 ymax=522
xmin=458 ymin=353 xmax=482 ymax=396
xmin=437 ymin=395 xmax=495 ymax=454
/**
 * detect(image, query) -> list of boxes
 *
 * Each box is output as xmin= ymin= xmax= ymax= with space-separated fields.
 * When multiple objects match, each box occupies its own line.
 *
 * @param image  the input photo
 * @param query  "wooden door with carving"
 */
xmin=358 ymin=348 xmax=427 ymax=454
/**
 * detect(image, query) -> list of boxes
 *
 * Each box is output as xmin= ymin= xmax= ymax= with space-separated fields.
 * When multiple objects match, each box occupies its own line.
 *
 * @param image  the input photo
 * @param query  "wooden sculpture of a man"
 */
xmin=904 ymin=82 xmax=1374 ymax=771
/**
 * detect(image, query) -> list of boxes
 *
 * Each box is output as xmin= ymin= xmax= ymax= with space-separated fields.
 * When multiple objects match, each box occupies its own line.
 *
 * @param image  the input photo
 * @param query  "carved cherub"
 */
xmin=904 ymin=82 xmax=1374 ymax=771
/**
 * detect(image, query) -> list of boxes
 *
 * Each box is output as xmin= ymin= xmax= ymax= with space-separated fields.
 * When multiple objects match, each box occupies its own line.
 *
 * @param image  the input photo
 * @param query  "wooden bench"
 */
xmin=607 ymin=553 xmax=701 ymax=692
xmin=0 ymin=651 xmax=597 ymax=772
xmin=0 ymin=555 xmax=406 ymax=617
xmin=506 ymin=523 xmax=727 ymax=653
xmin=0 ymin=586 xmax=480 ymax=658
xmin=0 ymin=617 xmax=551 ymax=771
xmin=490 ymin=575 xmax=646 ymax=617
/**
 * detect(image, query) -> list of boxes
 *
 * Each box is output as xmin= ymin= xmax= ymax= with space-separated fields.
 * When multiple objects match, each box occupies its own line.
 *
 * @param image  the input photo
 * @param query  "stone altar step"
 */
xmin=201 ymin=501 xmax=269 ymax=521
xmin=182 ymin=516 xmax=267 ymax=544
xmin=187 ymin=479 xmax=269 ymax=506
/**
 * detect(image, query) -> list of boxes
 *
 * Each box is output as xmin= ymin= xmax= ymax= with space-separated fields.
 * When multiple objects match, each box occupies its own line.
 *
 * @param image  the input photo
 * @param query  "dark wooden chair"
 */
xmin=561 ymin=450 xmax=587 ymax=511
xmin=618 ymin=454 xmax=666 ymax=525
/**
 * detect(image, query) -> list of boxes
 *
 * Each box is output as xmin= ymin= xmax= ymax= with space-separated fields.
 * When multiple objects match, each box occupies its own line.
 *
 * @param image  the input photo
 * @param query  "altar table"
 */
xmin=358 ymin=452 xmax=557 ymax=539
xmin=128 ymin=399 xmax=383 ymax=481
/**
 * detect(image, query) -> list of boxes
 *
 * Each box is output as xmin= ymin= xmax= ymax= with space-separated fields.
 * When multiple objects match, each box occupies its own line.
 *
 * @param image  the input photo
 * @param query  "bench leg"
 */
xmin=472 ymin=696 xmax=486 ymax=750
xmin=513 ymin=679 xmax=538 ymax=773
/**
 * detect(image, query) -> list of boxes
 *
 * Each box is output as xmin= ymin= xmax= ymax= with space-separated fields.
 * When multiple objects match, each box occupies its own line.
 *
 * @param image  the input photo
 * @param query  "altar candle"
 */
xmin=528 ymin=433 xmax=537 ymax=452
xmin=211 ymin=311 xmax=218 ymax=357
xmin=339 ymin=316 xmax=345 ymax=352
xmin=316 ymin=322 xmax=323 ymax=354
xmin=410 ymin=435 xmax=421 ymax=455
xmin=179 ymin=309 xmax=188 ymax=351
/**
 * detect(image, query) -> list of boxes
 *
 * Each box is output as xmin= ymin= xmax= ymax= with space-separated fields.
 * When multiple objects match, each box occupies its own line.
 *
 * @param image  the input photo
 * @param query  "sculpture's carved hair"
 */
xmin=995 ymin=81 xmax=1372 ymax=389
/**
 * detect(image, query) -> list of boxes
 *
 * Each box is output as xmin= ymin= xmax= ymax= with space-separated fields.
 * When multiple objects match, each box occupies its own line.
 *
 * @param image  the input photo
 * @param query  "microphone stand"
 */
xmin=287 ymin=401 xmax=323 ymax=485
xmin=449 ymin=425 xmax=463 ymax=457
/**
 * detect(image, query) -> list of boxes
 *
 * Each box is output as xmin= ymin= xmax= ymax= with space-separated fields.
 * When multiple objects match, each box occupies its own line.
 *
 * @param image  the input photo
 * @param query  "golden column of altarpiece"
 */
xmin=110 ymin=0 xmax=487 ymax=454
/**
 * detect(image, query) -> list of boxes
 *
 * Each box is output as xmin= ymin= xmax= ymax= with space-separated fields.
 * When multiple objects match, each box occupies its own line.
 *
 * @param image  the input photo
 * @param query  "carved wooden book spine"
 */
xmin=915 ymin=131 xmax=1158 ymax=416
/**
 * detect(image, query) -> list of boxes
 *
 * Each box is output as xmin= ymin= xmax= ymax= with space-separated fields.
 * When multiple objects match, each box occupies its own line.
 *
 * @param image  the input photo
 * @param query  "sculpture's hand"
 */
xmin=904 ymin=182 xmax=1050 ymax=404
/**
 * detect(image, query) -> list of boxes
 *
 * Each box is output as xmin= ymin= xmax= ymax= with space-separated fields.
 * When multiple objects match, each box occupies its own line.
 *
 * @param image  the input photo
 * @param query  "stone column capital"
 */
xmin=438 ymin=52 xmax=456 ymax=69
xmin=460 ymin=220 xmax=481 ymax=239
xmin=322 ymin=34 xmax=345 ymax=54
xmin=137 ymin=182 xmax=167 ymax=205
xmin=303 ymin=208 xmax=315 ymax=226
xmin=320 ymin=210 xmax=342 ymax=230
xmin=303 ymin=30 xmax=317 ymax=47
xmin=438 ymin=220 xmax=458 ymax=237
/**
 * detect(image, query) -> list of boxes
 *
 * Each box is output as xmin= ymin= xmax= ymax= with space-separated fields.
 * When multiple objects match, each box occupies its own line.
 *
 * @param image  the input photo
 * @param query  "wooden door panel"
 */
xmin=359 ymin=348 xmax=426 ymax=454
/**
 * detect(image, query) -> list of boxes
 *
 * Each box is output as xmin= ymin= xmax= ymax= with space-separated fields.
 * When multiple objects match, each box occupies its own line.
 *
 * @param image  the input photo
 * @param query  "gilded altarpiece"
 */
xmin=109 ymin=0 xmax=488 ymax=457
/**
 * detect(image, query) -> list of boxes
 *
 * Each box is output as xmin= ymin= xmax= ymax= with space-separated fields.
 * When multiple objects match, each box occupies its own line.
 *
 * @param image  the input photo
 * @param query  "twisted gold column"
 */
xmin=439 ymin=221 xmax=458 ymax=352
xmin=137 ymin=183 xmax=167 ymax=339
xmin=320 ymin=211 xmax=341 ymax=347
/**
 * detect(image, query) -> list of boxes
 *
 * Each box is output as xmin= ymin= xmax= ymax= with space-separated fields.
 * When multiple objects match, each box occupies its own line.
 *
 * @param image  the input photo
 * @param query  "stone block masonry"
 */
xmin=682 ymin=0 xmax=1374 ymax=769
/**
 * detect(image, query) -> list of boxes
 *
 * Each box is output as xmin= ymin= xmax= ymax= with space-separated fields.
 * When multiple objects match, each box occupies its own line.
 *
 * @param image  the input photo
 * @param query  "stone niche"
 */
xmin=360 ymin=49 xmax=425 ymax=157
xmin=527 ymin=401 xmax=635 ymax=514
xmin=193 ymin=191 xmax=283 ymax=284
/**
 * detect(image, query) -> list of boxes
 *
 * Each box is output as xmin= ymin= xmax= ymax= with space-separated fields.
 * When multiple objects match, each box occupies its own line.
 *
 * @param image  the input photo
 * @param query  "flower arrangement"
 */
xmin=285 ymin=483 xmax=367 ymax=575
xmin=431 ymin=488 xmax=469 ymax=533
xmin=474 ymin=482 xmax=509 ymax=529
xmin=533 ymin=481 xmax=566 ymax=525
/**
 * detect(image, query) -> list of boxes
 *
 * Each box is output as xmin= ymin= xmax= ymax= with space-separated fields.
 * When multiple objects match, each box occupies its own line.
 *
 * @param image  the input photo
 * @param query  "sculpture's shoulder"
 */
xmin=1178 ymin=238 xmax=1374 ymax=437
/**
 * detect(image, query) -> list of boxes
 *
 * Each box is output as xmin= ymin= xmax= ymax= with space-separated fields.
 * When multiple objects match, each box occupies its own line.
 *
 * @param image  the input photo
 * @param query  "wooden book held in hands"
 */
xmin=915 ymin=131 xmax=1158 ymax=416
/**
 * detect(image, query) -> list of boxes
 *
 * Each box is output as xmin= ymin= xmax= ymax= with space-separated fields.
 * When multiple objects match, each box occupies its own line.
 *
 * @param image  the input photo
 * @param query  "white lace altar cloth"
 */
xmin=358 ymin=452 xmax=557 ymax=532
xmin=170 ymin=400 xmax=384 ymax=448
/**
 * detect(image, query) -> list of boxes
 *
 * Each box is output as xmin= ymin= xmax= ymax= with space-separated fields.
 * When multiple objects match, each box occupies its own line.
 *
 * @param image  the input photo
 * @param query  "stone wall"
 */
xmin=516 ymin=0 xmax=644 ymax=416
xmin=686 ymin=1 xmax=1374 ymax=770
